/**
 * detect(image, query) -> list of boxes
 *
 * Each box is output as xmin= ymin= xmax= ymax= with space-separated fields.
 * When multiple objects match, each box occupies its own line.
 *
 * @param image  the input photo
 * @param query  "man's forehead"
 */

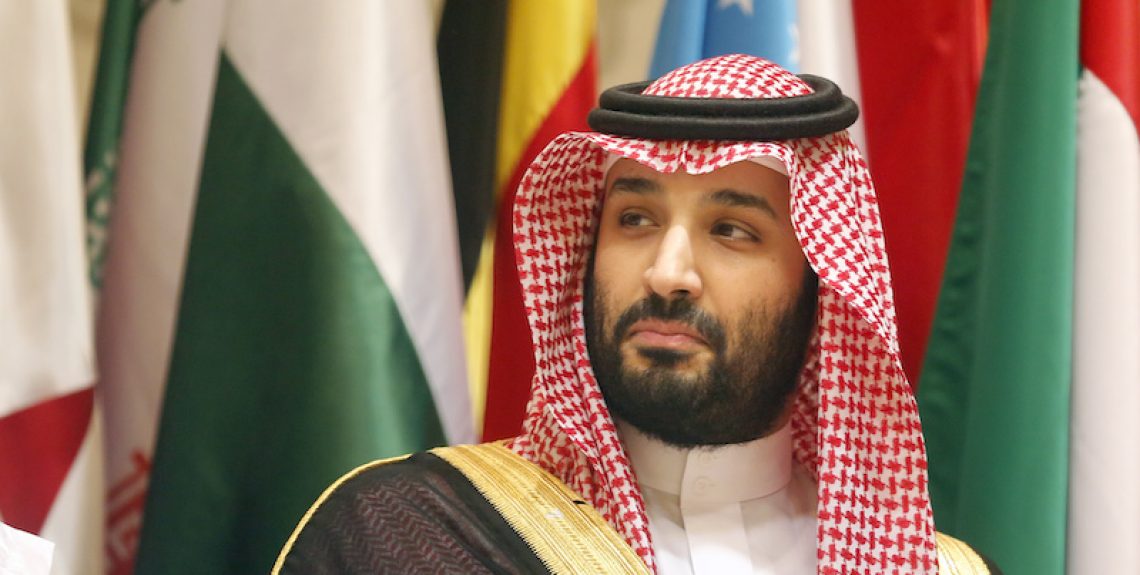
xmin=603 ymin=155 xmax=787 ymax=185
xmin=601 ymin=158 xmax=794 ymax=227
xmin=602 ymin=156 xmax=789 ymax=193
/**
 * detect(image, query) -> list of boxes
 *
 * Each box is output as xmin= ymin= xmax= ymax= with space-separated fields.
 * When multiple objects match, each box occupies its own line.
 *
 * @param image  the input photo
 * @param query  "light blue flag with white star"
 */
xmin=650 ymin=0 xmax=799 ymax=78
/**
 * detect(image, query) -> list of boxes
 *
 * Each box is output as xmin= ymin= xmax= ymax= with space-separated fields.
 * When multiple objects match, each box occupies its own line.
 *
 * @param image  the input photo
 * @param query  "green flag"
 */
xmin=916 ymin=1 xmax=1079 ymax=573
xmin=84 ymin=0 xmax=141 ymax=289
xmin=89 ymin=2 xmax=473 ymax=573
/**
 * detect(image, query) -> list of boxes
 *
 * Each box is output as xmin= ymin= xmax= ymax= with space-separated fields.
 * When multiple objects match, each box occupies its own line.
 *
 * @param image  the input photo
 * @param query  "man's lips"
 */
xmin=626 ymin=319 xmax=709 ymax=349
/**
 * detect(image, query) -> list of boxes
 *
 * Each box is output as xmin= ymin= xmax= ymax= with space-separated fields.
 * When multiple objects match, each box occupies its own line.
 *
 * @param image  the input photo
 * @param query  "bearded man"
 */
xmin=273 ymin=55 xmax=997 ymax=575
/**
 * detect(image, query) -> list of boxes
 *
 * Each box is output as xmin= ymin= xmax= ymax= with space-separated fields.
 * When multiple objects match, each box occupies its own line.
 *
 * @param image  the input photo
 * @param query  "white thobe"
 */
xmin=618 ymin=421 xmax=817 ymax=574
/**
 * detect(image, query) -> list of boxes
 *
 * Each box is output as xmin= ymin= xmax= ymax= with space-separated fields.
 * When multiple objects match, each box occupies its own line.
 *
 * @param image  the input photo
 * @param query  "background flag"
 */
xmin=475 ymin=0 xmax=597 ymax=440
xmin=0 ymin=1 xmax=103 ymax=573
xmin=798 ymin=0 xmax=866 ymax=150
xmin=917 ymin=0 xmax=1079 ymax=572
xmin=597 ymin=0 xmax=667 ymax=90
xmin=851 ymin=1 xmax=987 ymax=380
xmin=651 ymin=0 xmax=798 ymax=77
xmin=93 ymin=2 xmax=232 ymax=570
xmin=84 ymin=0 xmax=139 ymax=292
xmin=438 ymin=0 xmax=508 ymax=293
xmin=90 ymin=1 xmax=471 ymax=572
xmin=1069 ymin=0 xmax=1140 ymax=572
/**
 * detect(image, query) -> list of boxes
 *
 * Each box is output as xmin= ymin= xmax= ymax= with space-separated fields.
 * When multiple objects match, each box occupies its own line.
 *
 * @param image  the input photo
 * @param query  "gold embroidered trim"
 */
xmin=270 ymin=453 xmax=411 ymax=575
xmin=937 ymin=531 xmax=991 ymax=575
xmin=434 ymin=442 xmax=650 ymax=575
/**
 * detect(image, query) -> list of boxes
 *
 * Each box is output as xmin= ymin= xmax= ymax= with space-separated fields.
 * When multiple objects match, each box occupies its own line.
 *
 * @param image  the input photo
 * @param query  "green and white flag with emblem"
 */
xmin=91 ymin=1 xmax=473 ymax=573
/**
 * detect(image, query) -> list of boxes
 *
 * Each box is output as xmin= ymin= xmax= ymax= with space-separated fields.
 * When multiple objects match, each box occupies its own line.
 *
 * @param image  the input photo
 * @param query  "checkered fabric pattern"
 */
xmin=508 ymin=54 xmax=936 ymax=575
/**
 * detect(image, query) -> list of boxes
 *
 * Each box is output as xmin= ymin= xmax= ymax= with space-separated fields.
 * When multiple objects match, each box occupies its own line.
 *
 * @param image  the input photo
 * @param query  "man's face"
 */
xmin=584 ymin=158 xmax=817 ymax=448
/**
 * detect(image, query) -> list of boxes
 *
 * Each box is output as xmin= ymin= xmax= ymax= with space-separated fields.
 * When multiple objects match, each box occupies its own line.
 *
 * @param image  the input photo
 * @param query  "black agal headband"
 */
xmin=587 ymin=74 xmax=858 ymax=141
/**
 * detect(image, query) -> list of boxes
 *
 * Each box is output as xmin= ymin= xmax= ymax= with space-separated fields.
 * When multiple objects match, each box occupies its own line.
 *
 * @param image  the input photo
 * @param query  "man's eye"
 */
xmin=712 ymin=222 xmax=759 ymax=242
xmin=619 ymin=212 xmax=653 ymax=227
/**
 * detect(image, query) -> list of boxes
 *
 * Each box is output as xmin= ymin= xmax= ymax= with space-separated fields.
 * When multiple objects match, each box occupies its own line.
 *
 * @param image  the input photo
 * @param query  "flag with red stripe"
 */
xmin=852 ymin=1 xmax=987 ymax=381
xmin=472 ymin=1 xmax=597 ymax=441
xmin=1070 ymin=0 xmax=1140 ymax=571
xmin=0 ymin=2 xmax=102 ymax=573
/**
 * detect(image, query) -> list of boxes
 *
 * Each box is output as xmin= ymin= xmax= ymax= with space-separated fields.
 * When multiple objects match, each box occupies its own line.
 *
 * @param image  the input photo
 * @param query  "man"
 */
xmin=273 ymin=55 xmax=997 ymax=574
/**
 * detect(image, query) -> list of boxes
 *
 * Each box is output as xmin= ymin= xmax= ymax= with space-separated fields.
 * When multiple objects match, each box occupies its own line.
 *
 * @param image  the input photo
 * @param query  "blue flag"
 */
xmin=651 ymin=0 xmax=799 ymax=78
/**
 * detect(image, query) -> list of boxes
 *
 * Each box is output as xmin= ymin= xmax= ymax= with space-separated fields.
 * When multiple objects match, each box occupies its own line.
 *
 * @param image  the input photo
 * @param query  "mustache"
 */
xmin=612 ymin=294 xmax=727 ymax=351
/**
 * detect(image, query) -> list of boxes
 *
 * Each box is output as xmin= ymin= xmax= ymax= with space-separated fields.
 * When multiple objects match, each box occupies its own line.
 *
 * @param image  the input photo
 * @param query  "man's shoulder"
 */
xmin=272 ymin=443 xmax=547 ymax=574
xmin=935 ymin=532 xmax=1003 ymax=575
xmin=282 ymin=442 xmax=524 ymax=514
xmin=273 ymin=442 xmax=649 ymax=575
xmin=305 ymin=441 xmax=532 ymax=508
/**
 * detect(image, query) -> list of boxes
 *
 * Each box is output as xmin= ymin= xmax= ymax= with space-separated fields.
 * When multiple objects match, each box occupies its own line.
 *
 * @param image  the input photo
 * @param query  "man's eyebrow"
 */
xmin=707 ymin=189 xmax=779 ymax=220
xmin=607 ymin=177 xmax=661 ymax=195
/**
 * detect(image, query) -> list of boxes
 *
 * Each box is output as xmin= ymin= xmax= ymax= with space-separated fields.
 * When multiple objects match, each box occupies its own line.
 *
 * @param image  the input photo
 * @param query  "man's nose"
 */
xmin=643 ymin=225 xmax=703 ymax=299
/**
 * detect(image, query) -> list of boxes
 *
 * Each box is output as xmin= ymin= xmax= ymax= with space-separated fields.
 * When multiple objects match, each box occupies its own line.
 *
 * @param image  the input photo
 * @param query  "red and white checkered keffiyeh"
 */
xmin=508 ymin=54 xmax=936 ymax=575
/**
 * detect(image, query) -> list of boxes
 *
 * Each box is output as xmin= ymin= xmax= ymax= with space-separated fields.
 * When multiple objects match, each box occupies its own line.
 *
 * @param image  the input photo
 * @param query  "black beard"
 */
xmin=584 ymin=271 xmax=817 ymax=448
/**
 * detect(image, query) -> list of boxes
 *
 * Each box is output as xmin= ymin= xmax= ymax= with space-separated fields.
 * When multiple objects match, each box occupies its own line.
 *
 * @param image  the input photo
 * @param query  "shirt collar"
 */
xmin=617 ymin=420 xmax=794 ymax=507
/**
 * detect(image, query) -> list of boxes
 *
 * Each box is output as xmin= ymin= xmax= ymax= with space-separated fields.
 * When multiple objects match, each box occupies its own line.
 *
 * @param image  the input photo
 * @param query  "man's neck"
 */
xmin=615 ymin=420 xmax=794 ymax=506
